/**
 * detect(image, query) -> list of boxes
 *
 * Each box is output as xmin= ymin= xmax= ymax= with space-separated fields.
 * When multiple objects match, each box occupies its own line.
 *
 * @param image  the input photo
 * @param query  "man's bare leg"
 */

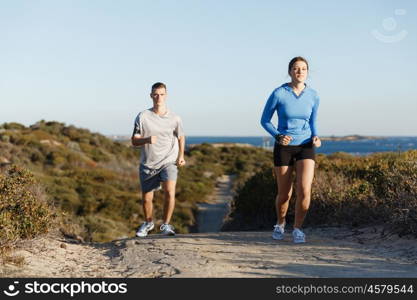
xmin=162 ymin=180 xmax=176 ymax=224
xmin=142 ymin=191 xmax=154 ymax=222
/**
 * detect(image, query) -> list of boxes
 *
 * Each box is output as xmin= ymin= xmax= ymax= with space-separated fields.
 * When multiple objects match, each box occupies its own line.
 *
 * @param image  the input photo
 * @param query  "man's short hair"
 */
xmin=151 ymin=82 xmax=166 ymax=92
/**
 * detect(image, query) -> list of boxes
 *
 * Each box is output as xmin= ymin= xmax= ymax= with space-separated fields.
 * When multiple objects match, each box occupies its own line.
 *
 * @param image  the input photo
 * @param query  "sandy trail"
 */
xmin=196 ymin=175 xmax=233 ymax=233
xmin=2 ymin=176 xmax=417 ymax=278
xmin=2 ymin=226 xmax=417 ymax=278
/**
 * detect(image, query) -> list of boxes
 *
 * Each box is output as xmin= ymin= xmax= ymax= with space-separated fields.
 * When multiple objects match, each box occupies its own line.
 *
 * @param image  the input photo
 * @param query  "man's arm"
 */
xmin=131 ymin=134 xmax=156 ymax=147
xmin=176 ymin=136 xmax=186 ymax=166
xmin=131 ymin=113 xmax=154 ymax=147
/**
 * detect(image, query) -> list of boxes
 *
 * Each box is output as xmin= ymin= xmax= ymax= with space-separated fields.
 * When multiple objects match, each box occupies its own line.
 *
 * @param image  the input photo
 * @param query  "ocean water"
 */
xmin=186 ymin=136 xmax=417 ymax=155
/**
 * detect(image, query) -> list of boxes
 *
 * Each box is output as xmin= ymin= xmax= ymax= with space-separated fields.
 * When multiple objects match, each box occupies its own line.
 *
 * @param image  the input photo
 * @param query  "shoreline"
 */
xmin=110 ymin=135 xmax=392 ymax=142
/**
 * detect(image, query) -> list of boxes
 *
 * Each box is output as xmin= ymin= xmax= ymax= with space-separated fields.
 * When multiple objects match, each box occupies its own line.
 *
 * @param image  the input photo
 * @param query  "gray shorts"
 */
xmin=139 ymin=163 xmax=178 ymax=193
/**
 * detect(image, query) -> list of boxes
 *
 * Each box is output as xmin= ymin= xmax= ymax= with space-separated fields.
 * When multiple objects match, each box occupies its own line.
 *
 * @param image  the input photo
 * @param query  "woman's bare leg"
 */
xmin=274 ymin=166 xmax=294 ymax=225
xmin=294 ymin=159 xmax=315 ymax=229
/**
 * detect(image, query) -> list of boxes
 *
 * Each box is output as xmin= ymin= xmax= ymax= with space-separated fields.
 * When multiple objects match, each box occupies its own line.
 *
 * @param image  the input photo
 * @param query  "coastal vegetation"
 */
xmin=223 ymin=150 xmax=417 ymax=237
xmin=1 ymin=120 xmax=416 ymax=257
xmin=0 ymin=165 xmax=55 ymax=260
xmin=0 ymin=121 xmax=270 ymax=247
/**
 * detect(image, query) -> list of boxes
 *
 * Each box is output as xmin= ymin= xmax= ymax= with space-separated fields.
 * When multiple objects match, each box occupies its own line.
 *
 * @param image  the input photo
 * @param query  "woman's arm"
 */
xmin=260 ymin=91 xmax=280 ymax=138
xmin=310 ymin=95 xmax=319 ymax=136
xmin=310 ymin=94 xmax=321 ymax=147
xmin=261 ymin=90 xmax=292 ymax=145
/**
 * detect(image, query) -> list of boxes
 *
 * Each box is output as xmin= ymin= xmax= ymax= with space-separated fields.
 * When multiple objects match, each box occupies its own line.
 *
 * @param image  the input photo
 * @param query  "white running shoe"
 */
xmin=136 ymin=221 xmax=154 ymax=237
xmin=272 ymin=223 xmax=285 ymax=240
xmin=292 ymin=228 xmax=306 ymax=243
xmin=160 ymin=224 xmax=175 ymax=236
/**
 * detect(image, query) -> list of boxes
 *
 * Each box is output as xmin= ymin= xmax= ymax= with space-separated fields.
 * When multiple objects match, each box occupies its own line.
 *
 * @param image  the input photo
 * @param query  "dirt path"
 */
xmin=2 ymin=226 xmax=417 ymax=278
xmin=2 ymin=176 xmax=417 ymax=278
xmin=196 ymin=175 xmax=233 ymax=233
xmin=111 ymin=228 xmax=417 ymax=278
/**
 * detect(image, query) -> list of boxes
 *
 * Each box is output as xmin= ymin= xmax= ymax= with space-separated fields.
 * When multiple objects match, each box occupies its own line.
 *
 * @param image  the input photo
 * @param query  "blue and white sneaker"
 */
xmin=136 ymin=221 xmax=154 ymax=237
xmin=272 ymin=223 xmax=285 ymax=240
xmin=160 ymin=224 xmax=175 ymax=236
xmin=292 ymin=228 xmax=306 ymax=243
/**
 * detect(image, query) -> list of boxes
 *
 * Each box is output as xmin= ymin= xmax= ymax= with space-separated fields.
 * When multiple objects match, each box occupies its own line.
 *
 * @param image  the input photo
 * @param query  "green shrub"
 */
xmin=0 ymin=165 xmax=55 ymax=254
xmin=0 ymin=121 xmax=276 ymax=242
xmin=224 ymin=150 xmax=417 ymax=236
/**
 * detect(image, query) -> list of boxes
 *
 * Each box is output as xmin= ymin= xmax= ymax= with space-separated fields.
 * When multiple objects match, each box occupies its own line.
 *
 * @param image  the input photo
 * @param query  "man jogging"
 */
xmin=132 ymin=82 xmax=185 ymax=237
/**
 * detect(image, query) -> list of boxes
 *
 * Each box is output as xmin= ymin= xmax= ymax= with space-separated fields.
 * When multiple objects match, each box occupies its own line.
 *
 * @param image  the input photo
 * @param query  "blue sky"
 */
xmin=1 ymin=0 xmax=416 ymax=136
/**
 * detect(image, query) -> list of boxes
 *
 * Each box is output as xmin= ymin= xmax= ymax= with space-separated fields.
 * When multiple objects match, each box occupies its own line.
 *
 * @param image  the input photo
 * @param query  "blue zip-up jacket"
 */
xmin=261 ymin=83 xmax=320 ymax=146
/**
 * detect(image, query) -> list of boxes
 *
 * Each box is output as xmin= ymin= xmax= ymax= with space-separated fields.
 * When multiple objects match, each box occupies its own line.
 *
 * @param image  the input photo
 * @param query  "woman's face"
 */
xmin=289 ymin=61 xmax=308 ymax=83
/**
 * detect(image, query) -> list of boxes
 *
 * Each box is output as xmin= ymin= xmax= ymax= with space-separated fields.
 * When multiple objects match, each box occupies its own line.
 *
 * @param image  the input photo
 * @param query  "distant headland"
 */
xmin=320 ymin=135 xmax=385 ymax=141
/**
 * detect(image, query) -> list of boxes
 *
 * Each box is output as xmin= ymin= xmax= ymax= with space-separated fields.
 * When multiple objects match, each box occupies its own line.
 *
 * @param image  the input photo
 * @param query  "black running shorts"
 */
xmin=273 ymin=141 xmax=315 ymax=166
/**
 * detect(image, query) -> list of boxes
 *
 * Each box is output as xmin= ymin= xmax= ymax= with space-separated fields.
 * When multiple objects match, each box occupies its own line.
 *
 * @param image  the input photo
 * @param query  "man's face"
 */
xmin=150 ymin=88 xmax=167 ymax=106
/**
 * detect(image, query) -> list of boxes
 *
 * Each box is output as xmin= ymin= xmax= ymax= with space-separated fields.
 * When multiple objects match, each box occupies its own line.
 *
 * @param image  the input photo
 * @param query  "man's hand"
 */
xmin=277 ymin=134 xmax=293 ymax=146
xmin=312 ymin=136 xmax=321 ymax=148
xmin=148 ymin=136 xmax=157 ymax=144
xmin=176 ymin=156 xmax=186 ymax=167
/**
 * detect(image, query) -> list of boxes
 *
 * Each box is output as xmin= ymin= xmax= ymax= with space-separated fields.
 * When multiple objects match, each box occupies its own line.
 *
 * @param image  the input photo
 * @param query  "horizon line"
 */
xmin=106 ymin=134 xmax=417 ymax=138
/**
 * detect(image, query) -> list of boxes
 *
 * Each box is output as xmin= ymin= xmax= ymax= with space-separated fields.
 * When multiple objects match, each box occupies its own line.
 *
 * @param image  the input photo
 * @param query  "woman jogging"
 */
xmin=260 ymin=56 xmax=321 ymax=243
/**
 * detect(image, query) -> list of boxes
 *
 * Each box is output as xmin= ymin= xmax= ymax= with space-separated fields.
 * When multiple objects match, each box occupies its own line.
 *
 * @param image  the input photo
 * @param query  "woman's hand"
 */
xmin=312 ymin=136 xmax=321 ymax=148
xmin=277 ymin=134 xmax=293 ymax=146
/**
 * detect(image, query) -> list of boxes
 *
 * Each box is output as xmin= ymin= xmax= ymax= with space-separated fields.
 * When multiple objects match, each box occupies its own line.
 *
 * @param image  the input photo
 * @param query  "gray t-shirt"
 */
xmin=132 ymin=108 xmax=184 ymax=169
